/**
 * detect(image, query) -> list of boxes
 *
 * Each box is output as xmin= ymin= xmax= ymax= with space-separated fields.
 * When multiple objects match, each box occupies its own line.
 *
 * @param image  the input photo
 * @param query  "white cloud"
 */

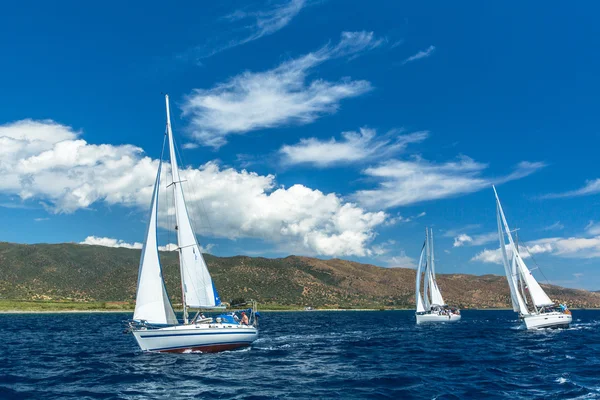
xmin=542 ymin=221 xmax=564 ymax=231
xmin=472 ymin=235 xmax=600 ymax=264
xmin=1 ymin=119 xmax=387 ymax=257
xmin=453 ymin=232 xmax=497 ymax=247
xmin=585 ymin=221 xmax=600 ymax=235
xmin=182 ymin=31 xmax=383 ymax=148
xmin=80 ymin=236 xmax=143 ymax=250
xmin=34 ymin=217 xmax=49 ymax=222
xmin=441 ymin=224 xmax=481 ymax=238
xmin=402 ymin=45 xmax=435 ymax=64
xmin=157 ymin=243 xmax=178 ymax=252
xmin=354 ymin=156 xmax=545 ymax=209
xmin=226 ymin=0 xmax=306 ymax=45
xmin=386 ymin=251 xmax=416 ymax=269
xmin=280 ymin=128 xmax=428 ymax=167
xmin=190 ymin=0 xmax=308 ymax=60
xmin=79 ymin=236 xmax=209 ymax=253
xmin=541 ymin=178 xmax=600 ymax=199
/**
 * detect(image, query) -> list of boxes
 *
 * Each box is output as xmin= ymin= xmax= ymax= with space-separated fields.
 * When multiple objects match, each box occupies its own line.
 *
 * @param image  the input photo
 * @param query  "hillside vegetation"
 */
xmin=0 ymin=242 xmax=599 ymax=309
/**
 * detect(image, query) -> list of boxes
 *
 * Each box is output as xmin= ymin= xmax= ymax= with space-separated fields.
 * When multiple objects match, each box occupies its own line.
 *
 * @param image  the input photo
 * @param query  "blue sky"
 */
xmin=1 ymin=1 xmax=600 ymax=289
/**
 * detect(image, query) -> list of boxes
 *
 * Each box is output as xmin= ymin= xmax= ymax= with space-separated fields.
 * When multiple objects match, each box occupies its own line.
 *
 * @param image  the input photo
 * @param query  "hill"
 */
xmin=0 ymin=242 xmax=599 ymax=309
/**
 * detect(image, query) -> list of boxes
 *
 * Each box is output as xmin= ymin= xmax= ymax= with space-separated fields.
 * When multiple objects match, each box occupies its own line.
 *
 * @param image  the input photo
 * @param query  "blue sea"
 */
xmin=1 ymin=310 xmax=599 ymax=399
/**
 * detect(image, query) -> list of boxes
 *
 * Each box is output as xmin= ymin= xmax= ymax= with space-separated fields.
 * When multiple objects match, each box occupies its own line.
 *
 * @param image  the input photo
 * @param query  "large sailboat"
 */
xmin=127 ymin=95 xmax=259 ymax=353
xmin=415 ymin=228 xmax=461 ymax=324
xmin=493 ymin=186 xmax=572 ymax=329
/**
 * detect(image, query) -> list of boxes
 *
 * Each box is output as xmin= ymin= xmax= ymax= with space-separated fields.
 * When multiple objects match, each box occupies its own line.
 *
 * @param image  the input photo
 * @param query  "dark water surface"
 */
xmin=1 ymin=310 xmax=599 ymax=399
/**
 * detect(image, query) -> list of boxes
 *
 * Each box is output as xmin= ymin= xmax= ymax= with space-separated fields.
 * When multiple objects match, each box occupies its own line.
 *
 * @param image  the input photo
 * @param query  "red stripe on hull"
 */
xmin=158 ymin=342 xmax=251 ymax=353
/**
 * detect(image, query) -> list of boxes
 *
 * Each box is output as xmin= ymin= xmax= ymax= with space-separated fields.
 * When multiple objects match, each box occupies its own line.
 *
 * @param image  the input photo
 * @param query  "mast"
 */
xmin=430 ymin=228 xmax=435 ymax=277
xmin=165 ymin=94 xmax=189 ymax=324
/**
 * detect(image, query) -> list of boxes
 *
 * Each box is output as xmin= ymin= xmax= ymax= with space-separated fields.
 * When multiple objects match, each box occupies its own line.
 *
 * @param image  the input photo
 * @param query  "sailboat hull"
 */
xmin=132 ymin=324 xmax=258 ymax=353
xmin=522 ymin=312 xmax=572 ymax=330
xmin=416 ymin=313 xmax=461 ymax=324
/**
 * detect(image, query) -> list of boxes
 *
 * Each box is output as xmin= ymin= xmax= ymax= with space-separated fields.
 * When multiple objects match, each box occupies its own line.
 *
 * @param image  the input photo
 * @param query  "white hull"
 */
xmin=132 ymin=323 xmax=258 ymax=353
xmin=521 ymin=312 xmax=572 ymax=330
xmin=416 ymin=313 xmax=461 ymax=324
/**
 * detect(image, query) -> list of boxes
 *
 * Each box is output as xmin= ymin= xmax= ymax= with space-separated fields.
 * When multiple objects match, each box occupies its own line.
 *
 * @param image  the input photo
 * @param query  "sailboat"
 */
xmin=127 ymin=95 xmax=259 ymax=352
xmin=415 ymin=228 xmax=461 ymax=324
xmin=493 ymin=186 xmax=572 ymax=329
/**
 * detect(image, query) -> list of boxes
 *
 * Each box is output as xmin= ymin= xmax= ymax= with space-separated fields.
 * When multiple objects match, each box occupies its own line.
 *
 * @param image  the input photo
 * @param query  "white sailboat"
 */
xmin=128 ymin=95 xmax=259 ymax=353
xmin=415 ymin=228 xmax=461 ymax=324
xmin=493 ymin=186 xmax=572 ymax=329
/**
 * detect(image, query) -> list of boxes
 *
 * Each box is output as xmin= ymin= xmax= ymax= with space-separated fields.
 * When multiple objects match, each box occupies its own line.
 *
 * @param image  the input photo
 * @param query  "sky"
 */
xmin=1 ymin=1 xmax=600 ymax=290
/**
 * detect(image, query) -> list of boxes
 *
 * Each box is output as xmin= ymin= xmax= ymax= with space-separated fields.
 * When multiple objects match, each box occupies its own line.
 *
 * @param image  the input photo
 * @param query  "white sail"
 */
xmin=516 ymin=255 xmax=554 ymax=307
xmin=165 ymin=95 xmax=220 ymax=311
xmin=428 ymin=229 xmax=446 ymax=306
xmin=423 ymin=229 xmax=431 ymax=310
xmin=493 ymin=186 xmax=530 ymax=315
xmin=415 ymin=242 xmax=426 ymax=313
xmin=133 ymin=160 xmax=178 ymax=325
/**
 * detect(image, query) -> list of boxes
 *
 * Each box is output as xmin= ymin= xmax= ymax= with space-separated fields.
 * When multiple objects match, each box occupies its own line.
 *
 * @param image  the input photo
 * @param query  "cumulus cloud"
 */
xmin=280 ymin=128 xmax=428 ymax=167
xmin=386 ymin=252 xmax=417 ymax=269
xmin=80 ymin=236 xmax=143 ymax=250
xmin=541 ymin=178 xmax=600 ymax=199
xmin=354 ymin=156 xmax=545 ymax=209
xmin=1 ymin=119 xmax=387 ymax=257
xmin=453 ymin=232 xmax=497 ymax=247
xmin=472 ymin=235 xmax=600 ymax=263
xmin=402 ymin=45 xmax=435 ymax=64
xmin=182 ymin=31 xmax=383 ymax=148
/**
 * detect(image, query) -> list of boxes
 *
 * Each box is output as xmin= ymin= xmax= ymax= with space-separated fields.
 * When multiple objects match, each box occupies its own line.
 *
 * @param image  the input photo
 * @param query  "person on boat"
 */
xmin=240 ymin=311 xmax=249 ymax=325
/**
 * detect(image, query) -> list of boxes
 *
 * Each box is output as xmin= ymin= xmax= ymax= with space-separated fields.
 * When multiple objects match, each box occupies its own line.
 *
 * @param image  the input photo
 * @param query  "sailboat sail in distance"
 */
xmin=415 ymin=228 xmax=461 ymax=324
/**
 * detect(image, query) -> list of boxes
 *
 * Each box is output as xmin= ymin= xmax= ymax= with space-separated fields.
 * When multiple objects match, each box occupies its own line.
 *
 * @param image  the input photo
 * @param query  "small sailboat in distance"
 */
xmin=493 ymin=186 xmax=572 ymax=329
xmin=415 ymin=228 xmax=461 ymax=324
xmin=127 ymin=95 xmax=259 ymax=352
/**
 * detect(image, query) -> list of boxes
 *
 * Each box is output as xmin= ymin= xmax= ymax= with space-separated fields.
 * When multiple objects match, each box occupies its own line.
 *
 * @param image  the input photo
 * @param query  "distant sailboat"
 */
xmin=493 ymin=186 xmax=572 ymax=329
xmin=415 ymin=228 xmax=461 ymax=324
xmin=127 ymin=95 xmax=259 ymax=352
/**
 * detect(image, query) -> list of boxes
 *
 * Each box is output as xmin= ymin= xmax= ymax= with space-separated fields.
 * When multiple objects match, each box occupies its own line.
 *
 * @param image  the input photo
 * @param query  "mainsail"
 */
xmin=133 ymin=157 xmax=178 ymax=325
xmin=428 ymin=229 xmax=445 ymax=306
xmin=415 ymin=241 xmax=426 ymax=313
xmin=165 ymin=95 xmax=221 ymax=313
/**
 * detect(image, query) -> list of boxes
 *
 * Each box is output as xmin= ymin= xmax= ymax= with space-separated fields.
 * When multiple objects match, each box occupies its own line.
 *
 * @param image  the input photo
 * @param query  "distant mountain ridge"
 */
xmin=1 ymin=242 xmax=599 ymax=309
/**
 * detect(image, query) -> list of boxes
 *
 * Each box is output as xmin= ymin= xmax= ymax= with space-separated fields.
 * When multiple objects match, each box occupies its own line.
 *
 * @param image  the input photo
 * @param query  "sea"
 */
xmin=1 ymin=310 xmax=599 ymax=399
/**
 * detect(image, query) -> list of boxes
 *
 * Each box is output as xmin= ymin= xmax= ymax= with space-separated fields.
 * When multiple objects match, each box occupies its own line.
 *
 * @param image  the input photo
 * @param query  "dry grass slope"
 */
xmin=0 ymin=242 xmax=598 ymax=309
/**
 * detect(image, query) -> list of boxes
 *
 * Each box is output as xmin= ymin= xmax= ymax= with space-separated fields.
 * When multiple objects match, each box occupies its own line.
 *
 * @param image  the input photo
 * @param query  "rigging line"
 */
xmin=171 ymin=133 xmax=215 ymax=245
xmin=521 ymin=240 xmax=552 ymax=286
